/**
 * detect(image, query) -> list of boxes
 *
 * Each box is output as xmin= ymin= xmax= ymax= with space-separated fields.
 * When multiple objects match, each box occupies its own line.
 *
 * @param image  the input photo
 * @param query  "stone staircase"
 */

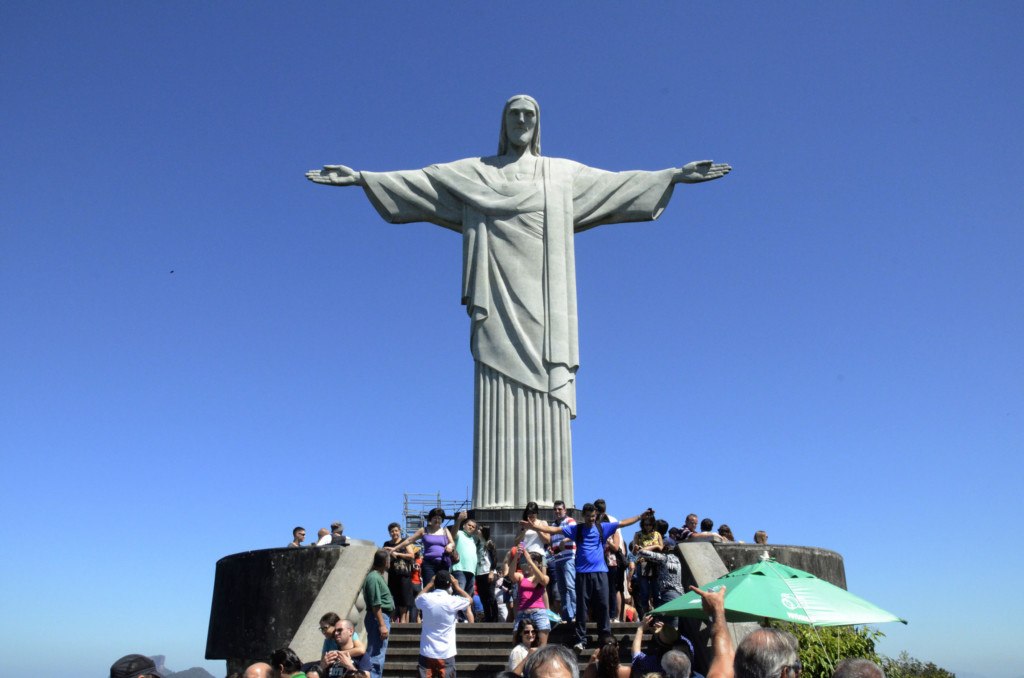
xmin=383 ymin=621 xmax=649 ymax=678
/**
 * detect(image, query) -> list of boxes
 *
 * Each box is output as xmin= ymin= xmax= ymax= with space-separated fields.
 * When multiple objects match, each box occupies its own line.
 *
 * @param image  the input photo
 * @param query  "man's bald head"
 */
xmin=243 ymin=662 xmax=277 ymax=678
xmin=832 ymin=658 xmax=885 ymax=678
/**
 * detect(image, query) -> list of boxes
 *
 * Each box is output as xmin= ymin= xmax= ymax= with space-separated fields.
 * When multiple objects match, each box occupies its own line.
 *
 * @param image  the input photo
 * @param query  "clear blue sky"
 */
xmin=2 ymin=3 xmax=1021 ymax=678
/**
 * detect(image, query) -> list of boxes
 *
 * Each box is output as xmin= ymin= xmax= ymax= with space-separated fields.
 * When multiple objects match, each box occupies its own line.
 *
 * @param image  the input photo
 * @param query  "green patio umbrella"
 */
xmin=651 ymin=555 xmax=906 ymax=626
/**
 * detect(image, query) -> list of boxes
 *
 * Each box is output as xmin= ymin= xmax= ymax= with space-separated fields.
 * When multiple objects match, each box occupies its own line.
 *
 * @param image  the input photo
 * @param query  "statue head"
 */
xmin=498 ymin=94 xmax=541 ymax=156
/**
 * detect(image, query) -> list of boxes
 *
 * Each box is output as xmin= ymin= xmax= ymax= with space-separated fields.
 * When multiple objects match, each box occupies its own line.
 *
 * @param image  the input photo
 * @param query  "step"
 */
xmin=376 ymin=622 xmax=653 ymax=678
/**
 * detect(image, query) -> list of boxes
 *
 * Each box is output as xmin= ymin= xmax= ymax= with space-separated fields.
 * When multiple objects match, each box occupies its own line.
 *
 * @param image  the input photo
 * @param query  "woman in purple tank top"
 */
xmin=385 ymin=507 xmax=455 ymax=586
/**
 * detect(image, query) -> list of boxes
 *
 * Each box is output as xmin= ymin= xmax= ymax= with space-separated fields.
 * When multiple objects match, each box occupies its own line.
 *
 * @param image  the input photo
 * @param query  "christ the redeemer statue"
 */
xmin=306 ymin=95 xmax=730 ymax=509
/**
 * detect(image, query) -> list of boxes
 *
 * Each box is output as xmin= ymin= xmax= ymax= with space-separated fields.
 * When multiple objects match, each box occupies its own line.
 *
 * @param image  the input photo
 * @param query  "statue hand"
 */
xmin=676 ymin=160 xmax=731 ymax=183
xmin=306 ymin=164 xmax=362 ymax=186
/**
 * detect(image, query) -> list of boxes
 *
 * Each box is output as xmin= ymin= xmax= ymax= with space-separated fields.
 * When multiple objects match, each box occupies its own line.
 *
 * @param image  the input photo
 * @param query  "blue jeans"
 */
xmin=453 ymin=570 xmax=474 ymax=620
xmin=453 ymin=569 xmax=475 ymax=594
xmin=553 ymin=556 xmax=576 ymax=622
xmin=421 ymin=558 xmax=448 ymax=588
xmin=359 ymin=611 xmax=390 ymax=678
xmin=515 ymin=607 xmax=552 ymax=631
xmin=654 ymin=588 xmax=681 ymax=627
xmin=637 ymin=576 xmax=654 ymax=616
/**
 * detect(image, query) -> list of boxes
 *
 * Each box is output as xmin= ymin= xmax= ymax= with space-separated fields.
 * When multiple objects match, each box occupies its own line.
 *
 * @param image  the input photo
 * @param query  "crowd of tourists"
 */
xmin=375 ymin=502 xmax=767 ymax=637
xmin=110 ymin=502 xmax=884 ymax=678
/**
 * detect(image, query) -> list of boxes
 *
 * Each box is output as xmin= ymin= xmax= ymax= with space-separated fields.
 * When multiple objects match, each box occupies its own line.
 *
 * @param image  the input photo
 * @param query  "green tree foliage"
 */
xmin=764 ymin=623 xmax=956 ymax=678
xmin=767 ymin=622 xmax=883 ymax=678
xmin=882 ymin=651 xmax=956 ymax=678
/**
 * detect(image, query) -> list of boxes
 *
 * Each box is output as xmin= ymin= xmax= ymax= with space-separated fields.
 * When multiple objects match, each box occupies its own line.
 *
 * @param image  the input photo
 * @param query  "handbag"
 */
xmin=448 ymin=531 xmax=461 ymax=564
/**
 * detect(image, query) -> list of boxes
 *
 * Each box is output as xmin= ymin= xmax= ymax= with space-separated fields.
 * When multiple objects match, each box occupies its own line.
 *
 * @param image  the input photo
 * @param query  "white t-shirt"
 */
xmin=415 ymin=590 xmax=472 ymax=659
xmin=523 ymin=528 xmax=546 ymax=556
xmin=507 ymin=644 xmax=530 ymax=671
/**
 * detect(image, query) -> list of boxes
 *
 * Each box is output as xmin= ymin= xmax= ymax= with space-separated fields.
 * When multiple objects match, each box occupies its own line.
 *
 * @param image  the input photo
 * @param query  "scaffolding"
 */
xmin=402 ymin=491 xmax=472 ymax=536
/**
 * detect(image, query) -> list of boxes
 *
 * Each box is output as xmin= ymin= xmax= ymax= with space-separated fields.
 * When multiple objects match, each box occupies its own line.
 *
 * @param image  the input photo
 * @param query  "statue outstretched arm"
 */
xmin=305 ymin=164 xmax=364 ymax=187
xmin=673 ymin=160 xmax=731 ymax=184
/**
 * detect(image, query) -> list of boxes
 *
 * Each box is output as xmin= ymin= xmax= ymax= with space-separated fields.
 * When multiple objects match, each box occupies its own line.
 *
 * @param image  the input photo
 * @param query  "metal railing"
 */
xmin=402 ymin=491 xmax=471 ymax=536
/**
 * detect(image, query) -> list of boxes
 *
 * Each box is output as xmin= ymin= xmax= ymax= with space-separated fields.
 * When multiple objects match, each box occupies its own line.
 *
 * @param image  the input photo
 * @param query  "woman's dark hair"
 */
xmin=529 ymin=551 xmax=545 ymax=566
xmin=270 ymin=647 xmax=302 ymax=673
xmin=319 ymin=611 xmax=341 ymax=627
xmin=513 ymin=619 xmax=539 ymax=648
xmin=718 ymin=524 xmax=735 ymax=541
xmin=655 ymin=519 xmax=669 ymax=536
xmin=596 ymin=641 xmax=621 ymax=678
xmin=427 ymin=507 xmax=446 ymax=522
xmin=521 ymin=501 xmax=540 ymax=520
xmin=388 ymin=522 xmax=401 ymax=532
xmin=302 ymin=662 xmax=323 ymax=678
xmin=480 ymin=525 xmax=491 ymax=540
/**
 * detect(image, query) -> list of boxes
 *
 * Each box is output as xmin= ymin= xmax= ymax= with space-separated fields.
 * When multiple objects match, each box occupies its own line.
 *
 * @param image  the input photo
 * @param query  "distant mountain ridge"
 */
xmin=145 ymin=656 xmax=216 ymax=678
xmin=167 ymin=668 xmax=217 ymax=678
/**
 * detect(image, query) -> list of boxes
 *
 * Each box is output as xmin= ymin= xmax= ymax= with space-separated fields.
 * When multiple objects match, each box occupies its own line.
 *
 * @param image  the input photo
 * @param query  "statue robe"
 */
xmin=362 ymin=157 xmax=676 ymax=508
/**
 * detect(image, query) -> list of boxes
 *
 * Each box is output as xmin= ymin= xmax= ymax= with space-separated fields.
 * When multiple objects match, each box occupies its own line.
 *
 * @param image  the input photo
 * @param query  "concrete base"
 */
xmin=469 ymin=505 xmax=582 ymax=554
xmin=713 ymin=542 xmax=847 ymax=588
xmin=206 ymin=539 xmax=377 ymax=674
xmin=468 ymin=508 xmax=528 ymax=555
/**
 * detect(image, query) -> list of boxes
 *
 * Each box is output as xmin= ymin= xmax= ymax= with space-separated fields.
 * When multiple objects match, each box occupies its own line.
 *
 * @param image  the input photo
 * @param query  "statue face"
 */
xmin=505 ymin=99 xmax=537 ymax=149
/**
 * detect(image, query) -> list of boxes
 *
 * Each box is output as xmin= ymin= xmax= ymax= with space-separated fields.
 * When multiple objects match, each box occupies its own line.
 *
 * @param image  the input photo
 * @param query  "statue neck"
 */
xmin=504 ymin=142 xmax=535 ymax=160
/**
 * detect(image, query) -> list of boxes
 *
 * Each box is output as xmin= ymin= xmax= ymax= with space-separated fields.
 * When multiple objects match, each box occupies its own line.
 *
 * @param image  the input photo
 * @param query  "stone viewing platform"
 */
xmin=206 ymin=537 xmax=843 ymax=677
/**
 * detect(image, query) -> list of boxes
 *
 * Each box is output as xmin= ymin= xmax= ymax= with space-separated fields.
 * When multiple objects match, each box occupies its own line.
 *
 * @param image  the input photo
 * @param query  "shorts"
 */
xmin=514 ymin=608 xmax=551 ymax=631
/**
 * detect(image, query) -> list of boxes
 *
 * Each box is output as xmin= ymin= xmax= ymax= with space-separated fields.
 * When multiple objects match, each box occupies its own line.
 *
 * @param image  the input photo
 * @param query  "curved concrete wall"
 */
xmin=672 ymin=542 xmax=847 ymax=675
xmin=206 ymin=539 xmax=377 ymax=671
xmin=713 ymin=543 xmax=846 ymax=588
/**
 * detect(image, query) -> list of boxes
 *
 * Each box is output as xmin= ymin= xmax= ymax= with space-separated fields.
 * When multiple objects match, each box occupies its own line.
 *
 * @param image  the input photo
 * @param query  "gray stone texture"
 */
xmin=306 ymin=96 xmax=730 ymax=510
xmin=712 ymin=542 xmax=847 ymax=588
xmin=206 ymin=539 xmax=376 ymax=672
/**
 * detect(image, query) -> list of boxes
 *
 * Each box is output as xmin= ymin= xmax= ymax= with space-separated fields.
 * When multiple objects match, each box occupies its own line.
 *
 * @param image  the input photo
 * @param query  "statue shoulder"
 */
xmin=546 ymin=157 xmax=587 ymax=174
xmin=424 ymin=156 xmax=493 ymax=177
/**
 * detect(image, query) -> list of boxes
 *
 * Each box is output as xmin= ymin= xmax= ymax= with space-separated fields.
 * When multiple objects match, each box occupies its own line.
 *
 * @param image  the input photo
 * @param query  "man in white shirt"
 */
xmin=414 ymin=570 xmax=474 ymax=678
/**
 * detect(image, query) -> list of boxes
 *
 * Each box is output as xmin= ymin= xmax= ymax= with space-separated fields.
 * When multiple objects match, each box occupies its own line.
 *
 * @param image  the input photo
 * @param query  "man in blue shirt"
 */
xmin=524 ymin=503 xmax=653 ymax=650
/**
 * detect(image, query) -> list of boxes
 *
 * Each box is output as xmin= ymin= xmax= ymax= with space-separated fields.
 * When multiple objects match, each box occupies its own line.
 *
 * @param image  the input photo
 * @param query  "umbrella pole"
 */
xmin=809 ymin=625 xmax=835 ymax=675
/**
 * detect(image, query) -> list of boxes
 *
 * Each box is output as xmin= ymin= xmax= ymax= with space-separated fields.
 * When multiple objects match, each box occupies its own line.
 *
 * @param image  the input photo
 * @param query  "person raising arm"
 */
xmin=521 ymin=504 xmax=654 ymax=650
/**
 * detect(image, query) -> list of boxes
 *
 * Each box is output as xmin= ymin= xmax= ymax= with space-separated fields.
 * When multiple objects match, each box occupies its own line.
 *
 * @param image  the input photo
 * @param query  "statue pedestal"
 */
xmin=469 ymin=508 xmax=531 ymax=555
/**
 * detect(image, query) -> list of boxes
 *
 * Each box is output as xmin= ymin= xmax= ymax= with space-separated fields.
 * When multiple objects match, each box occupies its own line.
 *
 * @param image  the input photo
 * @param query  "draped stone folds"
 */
xmin=474 ymin=362 xmax=573 ymax=508
xmin=360 ymin=158 xmax=676 ymax=510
